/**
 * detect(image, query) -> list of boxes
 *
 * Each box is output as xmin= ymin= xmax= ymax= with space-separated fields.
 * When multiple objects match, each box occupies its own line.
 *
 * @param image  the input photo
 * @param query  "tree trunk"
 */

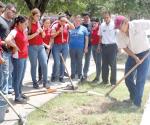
xmin=24 ymin=0 xmax=50 ymax=15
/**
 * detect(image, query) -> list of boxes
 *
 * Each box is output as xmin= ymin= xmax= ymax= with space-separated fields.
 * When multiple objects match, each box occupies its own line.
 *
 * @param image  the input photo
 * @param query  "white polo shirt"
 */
xmin=116 ymin=20 xmax=150 ymax=54
xmin=100 ymin=20 xmax=117 ymax=44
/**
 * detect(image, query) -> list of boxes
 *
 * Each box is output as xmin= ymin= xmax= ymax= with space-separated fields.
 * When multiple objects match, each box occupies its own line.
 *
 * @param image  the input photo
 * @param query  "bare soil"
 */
xmin=48 ymin=96 xmax=115 ymax=125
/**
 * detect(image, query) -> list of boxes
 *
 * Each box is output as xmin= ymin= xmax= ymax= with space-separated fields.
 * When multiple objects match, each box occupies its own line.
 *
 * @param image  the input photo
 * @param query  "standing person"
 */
xmin=51 ymin=15 xmax=74 ymax=83
xmin=0 ymin=2 xmax=5 ymax=65
xmin=91 ymin=17 xmax=102 ymax=82
xmin=5 ymin=15 xmax=28 ymax=103
xmin=0 ymin=1 xmax=5 ymax=15
xmin=81 ymin=12 xmax=92 ymax=82
xmin=38 ymin=17 xmax=53 ymax=83
xmin=100 ymin=11 xmax=117 ymax=86
xmin=0 ymin=39 xmax=5 ymax=64
xmin=115 ymin=16 xmax=150 ymax=108
xmin=69 ymin=15 xmax=89 ymax=79
xmin=28 ymin=8 xmax=50 ymax=89
xmin=0 ymin=3 xmax=16 ymax=94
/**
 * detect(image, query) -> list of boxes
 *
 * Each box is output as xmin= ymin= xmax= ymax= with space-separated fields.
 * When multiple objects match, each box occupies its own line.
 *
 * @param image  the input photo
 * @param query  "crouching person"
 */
xmin=5 ymin=15 xmax=28 ymax=104
xmin=115 ymin=16 xmax=150 ymax=108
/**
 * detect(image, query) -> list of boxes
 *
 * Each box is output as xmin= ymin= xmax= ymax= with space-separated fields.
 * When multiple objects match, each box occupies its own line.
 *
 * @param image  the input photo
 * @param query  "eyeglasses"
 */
xmin=9 ymin=8 xmax=16 ymax=14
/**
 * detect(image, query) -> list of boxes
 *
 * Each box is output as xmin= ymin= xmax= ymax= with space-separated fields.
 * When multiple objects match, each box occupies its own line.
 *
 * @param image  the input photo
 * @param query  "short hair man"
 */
xmin=81 ymin=12 xmax=92 ymax=82
xmin=0 ymin=3 xmax=16 ymax=94
xmin=115 ymin=16 xmax=150 ymax=108
xmin=100 ymin=11 xmax=117 ymax=86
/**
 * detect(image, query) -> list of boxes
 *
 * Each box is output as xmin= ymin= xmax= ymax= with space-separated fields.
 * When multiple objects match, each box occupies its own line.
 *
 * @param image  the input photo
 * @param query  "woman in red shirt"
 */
xmin=28 ymin=8 xmax=50 ymax=89
xmin=38 ymin=17 xmax=53 ymax=82
xmin=5 ymin=15 xmax=28 ymax=103
xmin=91 ymin=17 xmax=102 ymax=82
xmin=51 ymin=15 xmax=74 ymax=83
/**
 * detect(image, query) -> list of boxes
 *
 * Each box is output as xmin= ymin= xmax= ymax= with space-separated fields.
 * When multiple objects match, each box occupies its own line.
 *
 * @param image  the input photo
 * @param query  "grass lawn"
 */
xmin=26 ymin=74 xmax=150 ymax=125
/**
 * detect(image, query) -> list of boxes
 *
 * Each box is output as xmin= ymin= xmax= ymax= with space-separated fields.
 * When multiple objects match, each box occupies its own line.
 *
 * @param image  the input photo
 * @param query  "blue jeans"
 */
xmin=52 ymin=43 xmax=69 ymax=78
xmin=83 ymin=45 xmax=92 ymax=77
xmin=0 ymin=52 xmax=13 ymax=94
xmin=125 ymin=50 xmax=150 ymax=106
xmin=28 ymin=45 xmax=48 ymax=84
xmin=147 ymin=58 xmax=150 ymax=80
xmin=12 ymin=58 xmax=26 ymax=100
xmin=92 ymin=45 xmax=102 ymax=80
xmin=70 ymin=48 xmax=84 ymax=76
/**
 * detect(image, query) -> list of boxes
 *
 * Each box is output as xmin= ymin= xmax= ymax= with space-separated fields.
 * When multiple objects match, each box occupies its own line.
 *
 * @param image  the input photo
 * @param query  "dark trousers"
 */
xmin=70 ymin=48 xmax=84 ymax=77
xmin=83 ymin=45 xmax=92 ymax=77
xmin=101 ymin=44 xmax=117 ymax=85
xmin=92 ymin=45 xmax=102 ymax=80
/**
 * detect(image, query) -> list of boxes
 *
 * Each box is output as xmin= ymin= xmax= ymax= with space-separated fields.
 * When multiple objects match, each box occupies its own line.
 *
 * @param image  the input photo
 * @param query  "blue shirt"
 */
xmin=69 ymin=25 xmax=89 ymax=49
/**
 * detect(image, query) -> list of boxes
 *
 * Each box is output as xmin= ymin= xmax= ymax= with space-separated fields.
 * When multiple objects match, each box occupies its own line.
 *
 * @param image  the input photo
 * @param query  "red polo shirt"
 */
xmin=28 ymin=22 xmax=43 ymax=45
xmin=10 ymin=28 xmax=28 ymax=59
xmin=52 ymin=23 xmax=69 ymax=44
xmin=91 ymin=26 xmax=101 ymax=45
xmin=43 ymin=27 xmax=52 ymax=45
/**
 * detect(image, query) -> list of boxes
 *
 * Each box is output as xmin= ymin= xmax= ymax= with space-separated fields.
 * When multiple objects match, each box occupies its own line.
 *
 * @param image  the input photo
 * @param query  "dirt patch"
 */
xmin=48 ymin=96 xmax=116 ymax=125
xmin=79 ymin=97 xmax=114 ymax=115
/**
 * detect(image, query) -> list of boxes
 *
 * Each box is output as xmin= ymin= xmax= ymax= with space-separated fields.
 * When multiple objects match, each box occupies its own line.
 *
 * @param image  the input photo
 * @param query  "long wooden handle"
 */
xmin=60 ymin=54 xmax=75 ymax=90
xmin=0 ymin=91 xmax=22 ymax=119
xmin=105 ymin=51 xmax=150 ymax=97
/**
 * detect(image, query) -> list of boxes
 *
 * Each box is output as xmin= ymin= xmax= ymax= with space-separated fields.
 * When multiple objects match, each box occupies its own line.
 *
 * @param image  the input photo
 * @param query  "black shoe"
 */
xmin=92 ymin=78 xmax=99 ymax=83
xmin=5 ymin=108 xmax=9 ymax=113
xmin=8 ymin=91 xmax=13 ymax=94
xmin=21 ymin=94 xmax=29 ymax=100
xmin=43 ymin=83 xmax=50 ymax=89
xmin=64 ymin=72 xmax=69 ymax=77
xmin=71 ymin=74 xmax=75 ymax=79
xmin=51 ymin=77 xmax=57 ymax=82
xmin=78 ymin=75 xmax=82 ymax=79
xmin=38 ymin=79 xmax=43 ymax=84
xmin=59 ymin=78 xmax=65 ymax=83
xmin=33 ymin=83 xmax=39 ymax=89
xmin=100 ymin=81 xmax=108 ymax=85
xmin=15 ymin=98 xmax=27 ymax=104
xmin=80 ymin=76 xmax=87 ymax=82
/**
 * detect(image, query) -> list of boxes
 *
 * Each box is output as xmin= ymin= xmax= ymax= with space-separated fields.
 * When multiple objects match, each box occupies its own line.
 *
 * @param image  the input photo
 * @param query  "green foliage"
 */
xmin=1 ymin=0 xmax=30 ymax=15
xmin=1 ymin=0 xmax=150 ymax=18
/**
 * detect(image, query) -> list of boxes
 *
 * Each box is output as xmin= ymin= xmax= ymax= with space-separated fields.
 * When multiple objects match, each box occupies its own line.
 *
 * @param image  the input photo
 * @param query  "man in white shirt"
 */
xmin=100 ymin=11 xmax=117 ymax=86
xmin=115 ymin=16 xmax=150 ymax=108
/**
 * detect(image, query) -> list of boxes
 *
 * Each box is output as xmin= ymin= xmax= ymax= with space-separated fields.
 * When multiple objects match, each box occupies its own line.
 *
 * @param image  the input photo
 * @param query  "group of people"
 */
xmin=0 ymin=2 xmax=150 ymax=109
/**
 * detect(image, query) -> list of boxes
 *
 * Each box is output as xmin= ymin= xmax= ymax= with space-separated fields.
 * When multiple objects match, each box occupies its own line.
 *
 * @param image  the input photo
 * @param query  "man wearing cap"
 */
xmin=115 ymin=16 xmax=150 ymax=108
xmin=100 ymin=11 xmax=118 ymax=86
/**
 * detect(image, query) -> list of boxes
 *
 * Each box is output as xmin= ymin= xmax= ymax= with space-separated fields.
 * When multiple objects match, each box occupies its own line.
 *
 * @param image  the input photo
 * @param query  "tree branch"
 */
xmin=24 ymin=0 xmax=34 ymax=10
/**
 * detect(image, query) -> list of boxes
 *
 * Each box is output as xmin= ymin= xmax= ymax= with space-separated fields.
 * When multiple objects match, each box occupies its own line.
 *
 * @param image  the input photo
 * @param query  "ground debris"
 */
xmin=79 ymin=99 xmax=114 ymax=115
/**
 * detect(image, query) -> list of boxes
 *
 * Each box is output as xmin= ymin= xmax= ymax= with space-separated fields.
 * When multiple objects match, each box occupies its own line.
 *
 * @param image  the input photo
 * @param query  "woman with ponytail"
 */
xmin=38 ymin=17 xmax=53 ymax=83
xmin=28 ymin=8 xmax=50 ymax=89
xmin=5 ymin=15 xmax=28 ymax=103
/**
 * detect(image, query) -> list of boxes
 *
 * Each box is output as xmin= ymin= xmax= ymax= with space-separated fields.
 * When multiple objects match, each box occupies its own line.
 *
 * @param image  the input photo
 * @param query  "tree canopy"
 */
xmin=1 ymin=0 xmax=150 ymax=18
